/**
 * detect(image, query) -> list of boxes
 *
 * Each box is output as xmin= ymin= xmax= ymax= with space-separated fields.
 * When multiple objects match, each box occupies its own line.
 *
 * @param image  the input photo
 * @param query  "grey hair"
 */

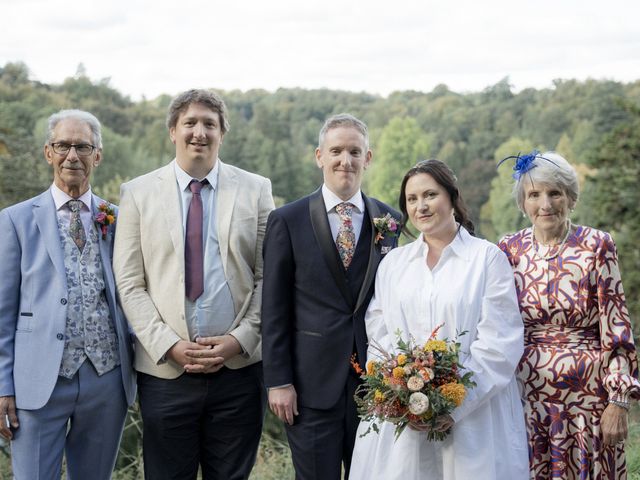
xmin=46 ymin=109 xmax=103 ymax=149
xmin=166 ymin=89 xmax=230 ymax=134
xmin=318 ymin=113 xmax=369 ymax=149
xmin=514 ymin=151 xmax=579 ymax=211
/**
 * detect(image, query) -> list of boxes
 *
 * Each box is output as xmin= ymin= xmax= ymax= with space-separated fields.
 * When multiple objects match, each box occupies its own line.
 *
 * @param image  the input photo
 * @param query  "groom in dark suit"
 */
xmin=262 ymin=113 xmax=400 ymax=480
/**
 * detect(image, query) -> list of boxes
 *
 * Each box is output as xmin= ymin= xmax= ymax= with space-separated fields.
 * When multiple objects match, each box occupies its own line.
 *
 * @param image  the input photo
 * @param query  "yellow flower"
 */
xmin=424 ymin=339 xmax=447 ymax=352
xmin=439 ymin=382 xmax=466 ymax=406
xmin=396 ymin=354 xmax=407 ymax=366
xmin=106 ymin=214 xmax=115 ymax=224
xmin=374 ymin=390 xmax=386 ymax=403
xmin=366 ymin=361 xmax=376 ymax=375
xmin=392 ymin=367 xmax=405 ymax=379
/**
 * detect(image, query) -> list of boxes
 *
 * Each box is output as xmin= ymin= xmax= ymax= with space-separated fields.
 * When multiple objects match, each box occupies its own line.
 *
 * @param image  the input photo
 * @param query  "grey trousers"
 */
xmin=11 ymin=362 xmax=127 ymax=480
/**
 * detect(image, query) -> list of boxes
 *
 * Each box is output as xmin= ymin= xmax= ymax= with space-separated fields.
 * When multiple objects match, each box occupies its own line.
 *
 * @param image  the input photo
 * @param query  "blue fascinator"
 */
xmin=497 ymin=150 xmax=559 ymax=180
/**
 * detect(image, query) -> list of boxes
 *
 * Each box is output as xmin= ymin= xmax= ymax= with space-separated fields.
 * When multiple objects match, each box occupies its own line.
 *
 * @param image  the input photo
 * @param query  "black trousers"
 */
xmin=138 ymin=362 xmax=266 ymax=480
xmin=285 ymin=371 xmax=360 ymax=480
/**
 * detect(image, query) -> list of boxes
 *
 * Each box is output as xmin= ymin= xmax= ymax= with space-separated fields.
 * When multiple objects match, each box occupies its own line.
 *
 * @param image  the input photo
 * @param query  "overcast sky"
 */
xmin=1 ymin=0 xmax=638 ymax=100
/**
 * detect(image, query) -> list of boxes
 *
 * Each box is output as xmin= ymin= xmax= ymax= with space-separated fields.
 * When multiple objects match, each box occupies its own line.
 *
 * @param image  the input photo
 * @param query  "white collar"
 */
xmin=321 ymin=184 xmax=364 ymax=213
xmin=50 ymin=183 xmax=92 ymax=212
xmin=173 ymin=159 xmax=219 ymax=192
xmin=408 ymin=226 xmax=472 ymax=262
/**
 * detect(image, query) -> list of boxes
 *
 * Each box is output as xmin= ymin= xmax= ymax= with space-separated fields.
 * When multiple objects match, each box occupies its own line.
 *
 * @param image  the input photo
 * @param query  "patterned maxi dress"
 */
xmin=498 ymin=225 xmax=639 ymax=479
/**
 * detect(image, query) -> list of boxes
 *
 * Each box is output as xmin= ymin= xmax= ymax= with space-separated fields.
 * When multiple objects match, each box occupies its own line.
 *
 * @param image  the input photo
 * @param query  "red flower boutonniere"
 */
xmin=373 ymin=214 xmax=399 ymax=244
xmin=95 ymin=202 xmax=116 ymax=239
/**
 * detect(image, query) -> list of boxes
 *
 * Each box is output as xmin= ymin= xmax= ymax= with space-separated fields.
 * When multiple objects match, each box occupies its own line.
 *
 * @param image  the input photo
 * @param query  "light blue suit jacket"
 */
xmin=0 ymin=189 xmax=136 ymax=410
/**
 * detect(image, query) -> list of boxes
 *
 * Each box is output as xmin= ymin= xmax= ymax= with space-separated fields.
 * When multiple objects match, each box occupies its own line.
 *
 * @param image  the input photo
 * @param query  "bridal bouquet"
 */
xmin=352 ymin=325 xmax=475 ymax=441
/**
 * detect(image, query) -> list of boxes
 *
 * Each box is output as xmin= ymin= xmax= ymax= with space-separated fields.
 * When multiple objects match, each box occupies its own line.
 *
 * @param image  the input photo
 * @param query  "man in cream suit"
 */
xmin=114 ymin=89 xmax=274 ymax=480
xmin=0 ymin=110 xmax=136 ymax=479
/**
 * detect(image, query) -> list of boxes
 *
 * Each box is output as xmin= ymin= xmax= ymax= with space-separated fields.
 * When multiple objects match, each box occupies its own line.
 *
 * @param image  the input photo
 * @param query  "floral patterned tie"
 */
xmin=68 ymin=199 xmax=86 ymax=253
xmin=335 ymin=202 xmax=356 ymax=269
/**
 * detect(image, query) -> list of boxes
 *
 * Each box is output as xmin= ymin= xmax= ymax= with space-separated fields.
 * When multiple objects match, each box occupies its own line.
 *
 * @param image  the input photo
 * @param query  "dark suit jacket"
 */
xmin=261 ymin=189 xmax=400 ymax=410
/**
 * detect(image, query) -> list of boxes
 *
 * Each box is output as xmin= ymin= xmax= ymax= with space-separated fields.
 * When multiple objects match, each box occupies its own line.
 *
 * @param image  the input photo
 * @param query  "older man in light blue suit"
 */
xmin=0 ymin=110 xmax=136 ymax=479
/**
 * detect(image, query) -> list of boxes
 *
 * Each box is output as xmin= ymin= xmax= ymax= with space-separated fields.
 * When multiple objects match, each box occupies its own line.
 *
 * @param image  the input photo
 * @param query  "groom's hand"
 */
xmin=268 ymin=385 xmax=298 ymax=425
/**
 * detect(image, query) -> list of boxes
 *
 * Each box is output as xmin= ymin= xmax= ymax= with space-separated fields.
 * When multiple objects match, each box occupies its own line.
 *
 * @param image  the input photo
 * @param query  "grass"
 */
xmin=627 ymin=405 xmax=640 ymax=479
xmin=0 ymin=409 xmax=294 ymax=480
xmin=3 ymin=407 xmax=640 ymax=479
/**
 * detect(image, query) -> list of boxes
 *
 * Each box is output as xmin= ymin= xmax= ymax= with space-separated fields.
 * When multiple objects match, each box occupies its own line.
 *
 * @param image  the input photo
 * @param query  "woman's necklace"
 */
xmin=531 ymin=219 xmax=572 ymax=261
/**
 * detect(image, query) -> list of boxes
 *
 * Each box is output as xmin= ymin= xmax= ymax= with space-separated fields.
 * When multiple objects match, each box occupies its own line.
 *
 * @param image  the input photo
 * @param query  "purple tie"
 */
xmin=185 ymin=179 xmax=207 ymax=301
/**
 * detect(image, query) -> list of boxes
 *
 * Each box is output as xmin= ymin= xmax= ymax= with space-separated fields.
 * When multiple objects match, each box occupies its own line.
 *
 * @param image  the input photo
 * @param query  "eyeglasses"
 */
xmin=50 ymin=142 xmax=96 ymax=156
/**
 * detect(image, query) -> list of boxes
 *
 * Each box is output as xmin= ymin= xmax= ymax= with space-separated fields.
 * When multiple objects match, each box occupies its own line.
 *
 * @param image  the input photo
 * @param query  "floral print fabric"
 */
xmin=57 ymin=218 xmax=119 ymax=378
xmin=335 ymin=202 xmax=356 ymax=269
xmin=499 ymin=226 xmax=640 ymax=479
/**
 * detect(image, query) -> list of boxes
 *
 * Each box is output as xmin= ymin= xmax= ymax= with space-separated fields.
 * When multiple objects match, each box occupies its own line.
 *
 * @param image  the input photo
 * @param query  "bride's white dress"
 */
xmin=349 ymin=229 xmax=528 ymax=480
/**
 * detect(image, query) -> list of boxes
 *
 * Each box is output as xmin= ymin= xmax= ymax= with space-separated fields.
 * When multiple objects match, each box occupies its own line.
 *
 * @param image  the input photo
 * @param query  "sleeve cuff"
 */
xmin=228 ymin=332 xmax=249 ymax=358
xmin=156 ymin=335 xmax=182 ymax=365
xmin=268 ymin=384 xmax=293 ymax=390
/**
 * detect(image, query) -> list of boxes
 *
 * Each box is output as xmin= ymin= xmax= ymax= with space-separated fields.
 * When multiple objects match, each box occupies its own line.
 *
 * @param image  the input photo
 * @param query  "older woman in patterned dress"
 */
xmin=498 ymin=151 xmax=639 ymax=479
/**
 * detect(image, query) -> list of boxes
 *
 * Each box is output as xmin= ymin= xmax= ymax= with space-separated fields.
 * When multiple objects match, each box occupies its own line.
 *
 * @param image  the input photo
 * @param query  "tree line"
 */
xmin=1 ymin=61 xmax=638 ymax=328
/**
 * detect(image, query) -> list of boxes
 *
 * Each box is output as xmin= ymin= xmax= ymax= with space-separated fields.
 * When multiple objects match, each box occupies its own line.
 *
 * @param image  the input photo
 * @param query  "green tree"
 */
xmin=0 ymin=107 xmax=50 ymax=208
xmin=579 ymin=105 xmax=640 ymax=331
xmin=367 ymin=117 xmax=430 ymax=206
xmin=480 ymin=138 xmax=537 ymax=241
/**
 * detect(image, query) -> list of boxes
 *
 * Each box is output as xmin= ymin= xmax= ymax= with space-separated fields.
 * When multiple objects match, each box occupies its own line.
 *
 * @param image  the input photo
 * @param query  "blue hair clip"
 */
xmin=497 ymin=150 xmax=559 ymax=180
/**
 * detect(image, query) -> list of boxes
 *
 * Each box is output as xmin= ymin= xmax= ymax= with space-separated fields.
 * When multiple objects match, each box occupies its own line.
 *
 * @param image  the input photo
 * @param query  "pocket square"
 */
xmin=381 ymin=246 xmax=392 ymax=254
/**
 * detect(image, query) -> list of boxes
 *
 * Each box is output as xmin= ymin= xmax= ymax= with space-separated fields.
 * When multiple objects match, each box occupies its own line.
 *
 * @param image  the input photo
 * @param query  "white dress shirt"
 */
xmin=321 ymin=184 xmax=365 ymax=246
xmin=50 ymin=183 xmax=94 ymax=237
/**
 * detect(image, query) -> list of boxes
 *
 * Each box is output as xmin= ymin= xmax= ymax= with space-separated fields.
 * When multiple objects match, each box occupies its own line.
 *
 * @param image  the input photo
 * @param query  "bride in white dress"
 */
xmin=349 ymin=160 xmax=528 ymax=480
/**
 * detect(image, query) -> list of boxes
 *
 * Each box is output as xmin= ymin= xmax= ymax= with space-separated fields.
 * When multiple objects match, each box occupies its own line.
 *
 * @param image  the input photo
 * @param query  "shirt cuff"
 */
xmin=268 ymin=384 xmax=293 ymax=390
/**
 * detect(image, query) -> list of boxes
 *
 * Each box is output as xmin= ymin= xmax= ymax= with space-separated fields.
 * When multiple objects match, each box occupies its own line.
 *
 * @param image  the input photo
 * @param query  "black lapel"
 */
xmin=308 ymin=189 xmax=354 ymax=307
xmin=354 ymin=194 xmax=383 ymax=313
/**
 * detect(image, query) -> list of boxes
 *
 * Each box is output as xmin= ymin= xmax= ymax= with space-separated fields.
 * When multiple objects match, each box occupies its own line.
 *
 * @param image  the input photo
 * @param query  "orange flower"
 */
xmin=392 ymin=367 xmax=405 ymax=379
xmin=439 ymin=382 xmax=466 ymax=406
xmin=419 ymin=367 xmax=434 ymax=382
xmin=350 ymin=354 xmax=363 ymax=375
xmin=428 ymin=323 xmax=444 ymax=339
